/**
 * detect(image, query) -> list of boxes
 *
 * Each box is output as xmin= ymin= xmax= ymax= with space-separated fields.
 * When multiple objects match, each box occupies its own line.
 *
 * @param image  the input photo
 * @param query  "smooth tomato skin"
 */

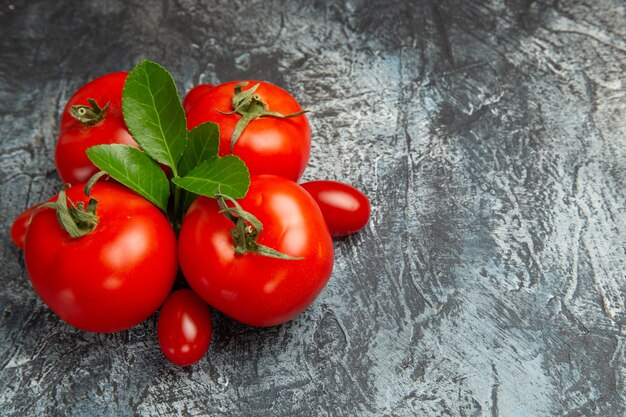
xmin=300 ymin=180 xmax=371 ymax=237
xmin=182 ymin=83 xmax=213 ymax=114
xmin=24 ymin=182 xmax=177 ymax=333
xmin=185 ymin=81 xmax=311 ymax=181
xmin=55 ymin=72 xmax=136 ymax=184
xmin=158 ymin=289 xmax=212 ymax=366
xmin=178 ymin=175 xmax=333 ymax=327
xmin=10 ymin=204 xmax=39 ymax=249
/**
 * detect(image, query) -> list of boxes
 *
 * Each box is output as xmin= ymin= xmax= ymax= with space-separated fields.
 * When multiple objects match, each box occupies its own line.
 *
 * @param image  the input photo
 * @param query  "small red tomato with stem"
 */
xmin=300 ymin=180 xmax=370 ymax=237
xmin=185 ymin=81 xmax=310 ymax=181
xmin=55 ymin=72 xmax=136 ymax=184
xmin=178 ymin=175 xmax=334 ymax=327
xmin=10 ymin=204 xmax=40 ymax=249
xmin=157 ymin=289 xmax=212 ymax=366
xmin=24 ymin=178 xmax=177 ymax=333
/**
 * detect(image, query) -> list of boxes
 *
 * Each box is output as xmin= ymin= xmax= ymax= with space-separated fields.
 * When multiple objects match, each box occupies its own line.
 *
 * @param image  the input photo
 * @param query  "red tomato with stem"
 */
xmin=158 ymin=289 xmax=212 ymax=366
xmin=55 ymin=72 xmax=136 ymax=184
xmin=10 ymin=204 xmax=39 ymax=249
xmin=24 ymin=182 xmax=177 ymax=333
xmin=178 ymin=175 xmax=333 ymax=327
xmin=300 ymin=180 xmax=371 ymax=237
xmin=185 ymin=81 xmax=311 ymax=181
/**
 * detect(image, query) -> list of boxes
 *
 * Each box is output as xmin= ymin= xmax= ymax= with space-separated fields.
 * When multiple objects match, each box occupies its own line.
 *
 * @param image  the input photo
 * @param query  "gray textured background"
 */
xmin=1 ymin=0 xmax=625 ymax=416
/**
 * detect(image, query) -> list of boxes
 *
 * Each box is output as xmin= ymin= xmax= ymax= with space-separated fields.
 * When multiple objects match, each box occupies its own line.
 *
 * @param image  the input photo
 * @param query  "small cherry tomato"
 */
xmin=185 ymin=81 xmax=311 ymax=181
xmin=55 ymin=72 xmax=136 ymax=184
xmin=158 ymin=289 xmax=212 ymax=366
xmin=300 ymin=180 xmax=370 ymax=237
xmin=182 ymin=83 xmax=213 ymax=114
xmin=10 ymin=204 xmax=39 ymax=249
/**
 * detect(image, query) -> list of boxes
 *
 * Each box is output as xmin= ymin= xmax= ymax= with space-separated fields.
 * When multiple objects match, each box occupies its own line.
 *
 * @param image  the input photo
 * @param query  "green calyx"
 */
xmin=218 ymin=82 xmax=308 ymax=151
xmin=69 ymin=98 xmax=109 ymax=126
xmin=216 ymin=194 xmax=303 ymax=260
xmin=41 ymin=171 xmax=107 ymax=238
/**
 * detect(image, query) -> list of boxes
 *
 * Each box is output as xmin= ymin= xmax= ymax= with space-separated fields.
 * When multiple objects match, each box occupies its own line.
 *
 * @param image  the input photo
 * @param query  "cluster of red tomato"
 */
xmin=10 ymin=69 xmax=370 ymax=366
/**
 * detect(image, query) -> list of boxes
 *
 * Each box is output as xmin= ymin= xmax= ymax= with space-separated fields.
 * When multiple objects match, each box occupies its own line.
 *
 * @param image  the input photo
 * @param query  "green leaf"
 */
xmin=122 ymin=60 xmax=187 ymax=172
xmin=86 ymin=144 xmax=170 ymax=211
xmin=177 ymin=122 xmax=221 ymax=212
xmin=178 ymin=122 xmax=220 ymax=176
xmin=172 ymin=155 xmax=250 ymax=199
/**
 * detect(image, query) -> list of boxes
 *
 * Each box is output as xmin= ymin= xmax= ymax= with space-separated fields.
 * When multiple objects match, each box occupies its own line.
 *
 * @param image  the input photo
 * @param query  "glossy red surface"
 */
xmin=55 ymin=72 xmax=136 ymax=184
xmin=301 ymin=180 xmax=370 ymax=237
xmin=158 ymin=289 xmax=212 ymax=366
xmin=24 ymin=182 xmax=177 ymax=332
xmin=178 ymin=175 xmax=333 ymax=326
xmin=185 ymin=81 xmax=310 ymax=181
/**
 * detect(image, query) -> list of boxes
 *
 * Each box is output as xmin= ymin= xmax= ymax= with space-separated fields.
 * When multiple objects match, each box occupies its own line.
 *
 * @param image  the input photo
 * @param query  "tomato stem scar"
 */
xmin=69 ymin=98 xmax=109 ymax=126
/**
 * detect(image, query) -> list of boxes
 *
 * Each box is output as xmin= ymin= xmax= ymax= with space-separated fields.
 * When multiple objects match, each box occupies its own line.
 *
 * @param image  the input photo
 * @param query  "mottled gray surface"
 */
xmin=1 ymin=0 xmax=624 ymax=416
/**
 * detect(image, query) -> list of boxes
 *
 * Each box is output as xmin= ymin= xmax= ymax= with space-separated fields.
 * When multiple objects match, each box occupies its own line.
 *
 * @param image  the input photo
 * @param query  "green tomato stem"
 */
xmin=40 ymin=171 xmax=108 ymax=238
xmin=217 ymin=82 xmax=308 ymax=152
xmin=215 ymin=193 xmax=303 ymax=260
xmin=172 ymin=184 xmax=182 ymax=234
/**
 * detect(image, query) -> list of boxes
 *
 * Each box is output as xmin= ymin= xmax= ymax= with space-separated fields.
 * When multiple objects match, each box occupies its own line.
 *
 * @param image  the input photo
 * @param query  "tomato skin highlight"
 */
xmin=185 ymin=81 xmax=311 ymax=181
xmin=24 ymin=182 xmax=177 ymax=333
xmin=10 ymin=204 xmax=39 ymax=249
xmin=55 ymin=72 xmax=136 ymax=184
xmin=300 ymin=180 xmax=370 ymax=237
xmin=178 ymin=175 xmax=334 ymax=327
xmin=157 ymin=289 xmax=212 ymax=366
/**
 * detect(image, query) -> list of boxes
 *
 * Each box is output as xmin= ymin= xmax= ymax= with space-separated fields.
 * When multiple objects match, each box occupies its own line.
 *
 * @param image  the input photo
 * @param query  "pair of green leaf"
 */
xmin=85 ymin=60 xmax=250 ymax=214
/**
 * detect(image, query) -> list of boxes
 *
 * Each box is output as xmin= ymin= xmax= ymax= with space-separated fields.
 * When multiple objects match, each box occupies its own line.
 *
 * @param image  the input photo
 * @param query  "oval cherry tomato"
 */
xmin=182 ymin=83 xmax=213 ymax=114
xmin=55 ymin=72 xmax=136 ymax=184
xmin=24 ymin=182 xmax=177 ymax=333
xmin=10 ymin=204 xmax=39 ymax=249
xmin=178 ymin=175 xmax=333 ymax=327
xmin=300 ymin=180 xmax=370 ymax=237
xmin=185 ymin=81 xmax=311 ymax=181
xmin=158 ymin=289 xmax=212 ymax=366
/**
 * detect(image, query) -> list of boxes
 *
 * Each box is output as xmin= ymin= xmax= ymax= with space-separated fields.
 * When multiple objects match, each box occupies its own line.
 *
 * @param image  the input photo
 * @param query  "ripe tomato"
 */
xmin=300 ymin=180 xmax=371 ymax=237
xmin=178 ymin=175 xmax=333 ymax=327
xmin=158 ymin=289 xmax=212 ymax=366
xmin=182 ymin=83 xmax=213 ymax=114
xmin=55 ymin=72 xmax=136 ymax=184
xmin=24 ymin=182 xmax=177 ymax=333
xmin=10 ymin=204 xmax=39 ymax=249
xmin=185 ymin=81 xmax=311 ymax=181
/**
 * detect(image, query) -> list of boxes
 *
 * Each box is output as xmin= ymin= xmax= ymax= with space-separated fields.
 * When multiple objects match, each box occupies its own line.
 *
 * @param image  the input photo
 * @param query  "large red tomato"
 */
xmin=55 ymin=72 xmax=136 ymax=184
xmin=185 ymin=81 xmax=311 ymax=181
xmin=178 ymin=175 xmax=333 ymax=327
xmin=24 ymin=182 xmax=177 ymax=333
